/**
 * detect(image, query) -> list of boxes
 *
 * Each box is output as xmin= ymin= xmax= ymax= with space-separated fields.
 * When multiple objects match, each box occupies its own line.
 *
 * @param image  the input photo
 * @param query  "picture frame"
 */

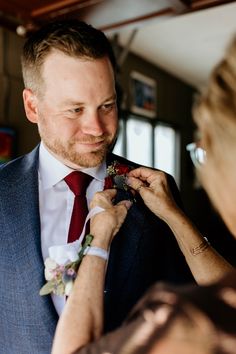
xmin=130 ymin=71 xmax=157 ymax=118
xmin=0 ymin=126 xmax=16 ymax=164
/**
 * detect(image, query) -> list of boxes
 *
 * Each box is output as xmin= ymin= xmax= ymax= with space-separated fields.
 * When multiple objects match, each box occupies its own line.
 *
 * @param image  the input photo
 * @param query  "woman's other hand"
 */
xmin=128 ymin=167 xmax=181 ymax=223
xmin=90 ymin=189 xmax=132 ymax=249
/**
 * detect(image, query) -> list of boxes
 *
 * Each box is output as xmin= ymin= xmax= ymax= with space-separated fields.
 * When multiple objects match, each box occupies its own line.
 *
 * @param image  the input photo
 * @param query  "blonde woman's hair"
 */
xmin=194 ymin=36 xmax=236 ymax=161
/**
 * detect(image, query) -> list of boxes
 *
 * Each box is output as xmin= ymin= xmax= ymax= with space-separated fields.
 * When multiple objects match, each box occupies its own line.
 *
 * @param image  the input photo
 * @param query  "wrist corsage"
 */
xmin=104 ymin=161 xmax=133 ymax=191
xmin=39 ymin=234 xmax=93 ymax=297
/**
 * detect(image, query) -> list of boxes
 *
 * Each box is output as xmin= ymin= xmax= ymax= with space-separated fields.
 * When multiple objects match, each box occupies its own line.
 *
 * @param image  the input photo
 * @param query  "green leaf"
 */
xmin=78 ymin=234 xmax=94 ymax=260
xmin=39 ymin=281 xmax=55 ymax=296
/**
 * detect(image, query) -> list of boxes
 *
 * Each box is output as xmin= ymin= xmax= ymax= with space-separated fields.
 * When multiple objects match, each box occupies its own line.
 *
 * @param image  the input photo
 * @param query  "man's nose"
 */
xmin=82 ymin=111 xmax=104 ymax=136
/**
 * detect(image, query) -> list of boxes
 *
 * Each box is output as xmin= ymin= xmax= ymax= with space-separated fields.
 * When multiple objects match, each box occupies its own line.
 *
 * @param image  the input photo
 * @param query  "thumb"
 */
xmin=116 ymin=199 xmax=133 ymax=210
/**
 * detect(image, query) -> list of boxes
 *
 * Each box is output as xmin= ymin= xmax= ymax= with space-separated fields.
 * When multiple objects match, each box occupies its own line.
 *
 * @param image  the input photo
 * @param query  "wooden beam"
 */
xmin=31 ymin=0 xmax=104 ymax=17
xmin=99 ymin=8 xmax=174 ymax=32
xmin=189 ymin=0 xmax=234 ymax=10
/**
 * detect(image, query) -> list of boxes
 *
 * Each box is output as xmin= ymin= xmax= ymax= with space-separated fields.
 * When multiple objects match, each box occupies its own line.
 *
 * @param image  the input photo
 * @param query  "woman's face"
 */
xmin=196 ymin=113 xmax=236 ymax=237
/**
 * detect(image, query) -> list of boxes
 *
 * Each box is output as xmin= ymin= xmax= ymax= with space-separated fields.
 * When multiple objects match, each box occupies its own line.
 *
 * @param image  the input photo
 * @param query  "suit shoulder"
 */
xmin=0 ymin=146 xmax=39 ymax=181
xmin=0 ymin=155 xmax=25 ymax=174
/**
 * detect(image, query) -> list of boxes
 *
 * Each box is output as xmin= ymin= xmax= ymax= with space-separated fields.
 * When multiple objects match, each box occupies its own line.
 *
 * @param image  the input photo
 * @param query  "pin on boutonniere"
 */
xmin=104 ymin=161 xmax=133 ymax=191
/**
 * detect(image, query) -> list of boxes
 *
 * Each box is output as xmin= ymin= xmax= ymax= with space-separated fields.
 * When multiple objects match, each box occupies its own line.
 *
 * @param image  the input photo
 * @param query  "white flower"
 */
xmin=45 ymin=257 xmax=58 ymax=270
xmin=44 ymin=258 xmax=58 ymax=281
xmin=45 ymin=268 xmax=54 ymax=281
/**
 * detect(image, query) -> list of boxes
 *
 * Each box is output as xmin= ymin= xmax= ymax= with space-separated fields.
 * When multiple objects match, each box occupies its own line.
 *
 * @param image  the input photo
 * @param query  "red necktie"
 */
xmin=64 ymin=171 xmax=92 ymax=243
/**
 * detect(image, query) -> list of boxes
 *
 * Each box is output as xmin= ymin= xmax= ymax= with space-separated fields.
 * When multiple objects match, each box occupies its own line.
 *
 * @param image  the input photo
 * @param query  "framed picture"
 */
xmin=0 ymin=126 xmax=16 ymax=164
xmin=130 ymin=71 xmax=156 ymax=118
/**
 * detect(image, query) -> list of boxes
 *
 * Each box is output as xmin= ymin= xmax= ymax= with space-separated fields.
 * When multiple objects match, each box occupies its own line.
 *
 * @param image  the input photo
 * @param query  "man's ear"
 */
xmin=23 ymin=89 xmax=39 ymax=123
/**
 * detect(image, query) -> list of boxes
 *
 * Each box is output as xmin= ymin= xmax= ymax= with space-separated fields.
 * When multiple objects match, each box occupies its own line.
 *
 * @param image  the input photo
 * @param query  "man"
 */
xmin=0 ymin=20 xmax=192 ymax=354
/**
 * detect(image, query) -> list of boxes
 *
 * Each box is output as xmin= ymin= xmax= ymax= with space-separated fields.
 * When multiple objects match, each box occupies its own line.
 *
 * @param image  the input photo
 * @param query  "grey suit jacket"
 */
xmin=0 ymin=147 xmax=192 ymax=354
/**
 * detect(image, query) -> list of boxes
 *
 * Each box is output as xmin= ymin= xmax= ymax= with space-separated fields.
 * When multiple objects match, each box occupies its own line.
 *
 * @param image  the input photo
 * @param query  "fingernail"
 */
xmin=124 ymin=200 xmax=133 ymax=209
xmin=126 ymin=177 xmax=132 ymax=186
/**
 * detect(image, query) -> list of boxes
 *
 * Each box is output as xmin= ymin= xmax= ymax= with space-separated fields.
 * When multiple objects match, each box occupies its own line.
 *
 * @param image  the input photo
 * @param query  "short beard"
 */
xmin=42 ymin=136 xmax=115 ymax=168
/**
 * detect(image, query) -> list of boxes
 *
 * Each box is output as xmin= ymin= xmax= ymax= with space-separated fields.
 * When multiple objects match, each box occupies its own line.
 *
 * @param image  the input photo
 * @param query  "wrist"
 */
xmin=190 ymin=237 xmax=210 ymax=256
xmin=160 ymin=206 xmax=185 ymax=226
xmin=84 ymin=245 xmax=109 ymax=261
xmin=89 ymin=229 xmax=113 ymax=249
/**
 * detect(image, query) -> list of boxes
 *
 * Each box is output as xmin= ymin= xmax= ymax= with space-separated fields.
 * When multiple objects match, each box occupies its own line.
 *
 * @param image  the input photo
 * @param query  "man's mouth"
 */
xmin=76 ymin=140 xmax=106 ymax=150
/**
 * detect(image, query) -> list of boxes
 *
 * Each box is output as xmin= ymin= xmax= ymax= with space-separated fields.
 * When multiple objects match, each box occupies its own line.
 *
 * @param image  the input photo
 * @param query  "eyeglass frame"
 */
xmin=186 ymin=142 xmax=206 ymax=168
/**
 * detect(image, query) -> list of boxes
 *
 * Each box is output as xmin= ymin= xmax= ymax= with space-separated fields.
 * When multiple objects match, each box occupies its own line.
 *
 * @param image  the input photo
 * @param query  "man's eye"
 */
xmin=101 ymin=103 xmax=116 ymax=111
xmin=65 ymin=107 xmax=83 ymax=119
xmin=72 ymin=107 xmax=83 ymax=113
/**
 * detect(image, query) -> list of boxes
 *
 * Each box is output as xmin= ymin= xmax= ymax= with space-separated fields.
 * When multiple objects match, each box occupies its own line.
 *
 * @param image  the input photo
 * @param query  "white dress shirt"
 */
xmin=38 ymin=142 xmax=106 ymax=315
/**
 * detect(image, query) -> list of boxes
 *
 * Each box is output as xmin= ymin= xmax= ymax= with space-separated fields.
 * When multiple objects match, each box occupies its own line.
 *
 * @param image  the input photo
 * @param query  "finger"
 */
xmin=129 ymin=167 xmax=167 ymax=186
xmin=128 ymin=167 xmax=154 ymax=181
xmin=114 ymin=203 xmax=129 ymax=222
xmin=99 ymin=189 xmax=117 ymax=200
xmin=116 ymin=199 xmax=133 ymax=210
xmin=92 ymin=189 xmax=117 ymax=202
xmin=127 ymin=176 xmax=147 ymax=192
xmin=90 ymin=189 xmax=117 ymax=209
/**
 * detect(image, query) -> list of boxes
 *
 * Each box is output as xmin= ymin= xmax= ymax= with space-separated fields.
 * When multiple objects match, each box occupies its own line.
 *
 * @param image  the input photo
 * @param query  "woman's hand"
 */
xmin=90 ymin=189 xmax=132 ymax=249
xmin=128 ymin=167 xmax=181 ymax=223
xmin=52 ymin=189 xmax=132 ymax=354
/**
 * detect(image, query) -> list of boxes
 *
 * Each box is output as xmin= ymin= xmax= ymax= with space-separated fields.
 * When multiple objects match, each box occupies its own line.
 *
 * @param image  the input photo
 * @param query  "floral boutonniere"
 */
xmin=104 ymin=161 xmax=133 ymax=191
xmin=39 ymin=235 xmax=93 ymax=297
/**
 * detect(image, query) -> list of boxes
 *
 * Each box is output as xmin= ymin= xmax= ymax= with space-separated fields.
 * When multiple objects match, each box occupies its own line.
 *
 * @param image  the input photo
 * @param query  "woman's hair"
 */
xmin=194 ymin=36 xmax=236 ymax=161
xmin=21 ymin=19 xmax=116 ymax=95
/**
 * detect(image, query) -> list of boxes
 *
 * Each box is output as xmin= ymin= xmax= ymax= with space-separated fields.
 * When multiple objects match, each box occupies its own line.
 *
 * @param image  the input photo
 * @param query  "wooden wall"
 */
xmin=0 ymin=28 xmax=39 ymax=156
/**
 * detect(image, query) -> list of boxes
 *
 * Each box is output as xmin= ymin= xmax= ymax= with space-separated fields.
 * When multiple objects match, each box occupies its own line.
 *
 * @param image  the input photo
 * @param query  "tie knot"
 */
xmin=64 ymin=171 xmax=92 ymax=196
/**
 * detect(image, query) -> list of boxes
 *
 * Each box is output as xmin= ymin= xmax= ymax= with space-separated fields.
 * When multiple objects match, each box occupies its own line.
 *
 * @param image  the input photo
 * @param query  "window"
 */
xmin=112 ymin=114 xmax=180 ymax=186
xmin=113 ymin=119 xmax=124 ymax=156
xmin=126 ymin=116 xmax=152 ymax=167
xmin=154 ymin=124 xmax=180 ymax=185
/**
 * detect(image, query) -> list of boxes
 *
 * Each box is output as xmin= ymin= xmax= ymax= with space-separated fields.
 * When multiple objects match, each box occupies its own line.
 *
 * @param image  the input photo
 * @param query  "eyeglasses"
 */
xmin=186 ymin=142 xmax=206 ymax=168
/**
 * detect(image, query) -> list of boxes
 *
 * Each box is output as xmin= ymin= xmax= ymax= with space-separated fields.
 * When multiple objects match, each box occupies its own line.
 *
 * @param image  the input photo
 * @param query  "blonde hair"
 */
xmin=194 ymin=36 xmax=236 ymax=164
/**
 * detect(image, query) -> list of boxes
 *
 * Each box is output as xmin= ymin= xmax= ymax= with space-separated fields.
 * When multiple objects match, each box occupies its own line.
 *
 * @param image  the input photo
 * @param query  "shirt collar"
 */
xmin=39 ymin=142 xmax=106 ymax=190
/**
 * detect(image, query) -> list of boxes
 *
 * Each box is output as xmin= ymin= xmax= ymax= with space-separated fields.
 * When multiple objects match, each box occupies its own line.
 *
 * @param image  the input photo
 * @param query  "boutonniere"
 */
xmin=39 ymin=235 xmax=93 ymax=297
xmin=104 ymin=160 xmax=133 ymax=191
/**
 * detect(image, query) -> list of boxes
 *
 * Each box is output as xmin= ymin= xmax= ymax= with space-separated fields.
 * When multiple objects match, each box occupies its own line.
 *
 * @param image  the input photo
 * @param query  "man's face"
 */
xmin=25 ymin=51 xmax=118 ymax=168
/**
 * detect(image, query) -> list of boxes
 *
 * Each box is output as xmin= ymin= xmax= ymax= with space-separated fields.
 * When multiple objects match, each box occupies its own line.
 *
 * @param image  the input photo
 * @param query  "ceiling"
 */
xmin=0 ymin=0 xmax=235 ymax=88
xmin=117 ymin=1 xmax=236 ymax=89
